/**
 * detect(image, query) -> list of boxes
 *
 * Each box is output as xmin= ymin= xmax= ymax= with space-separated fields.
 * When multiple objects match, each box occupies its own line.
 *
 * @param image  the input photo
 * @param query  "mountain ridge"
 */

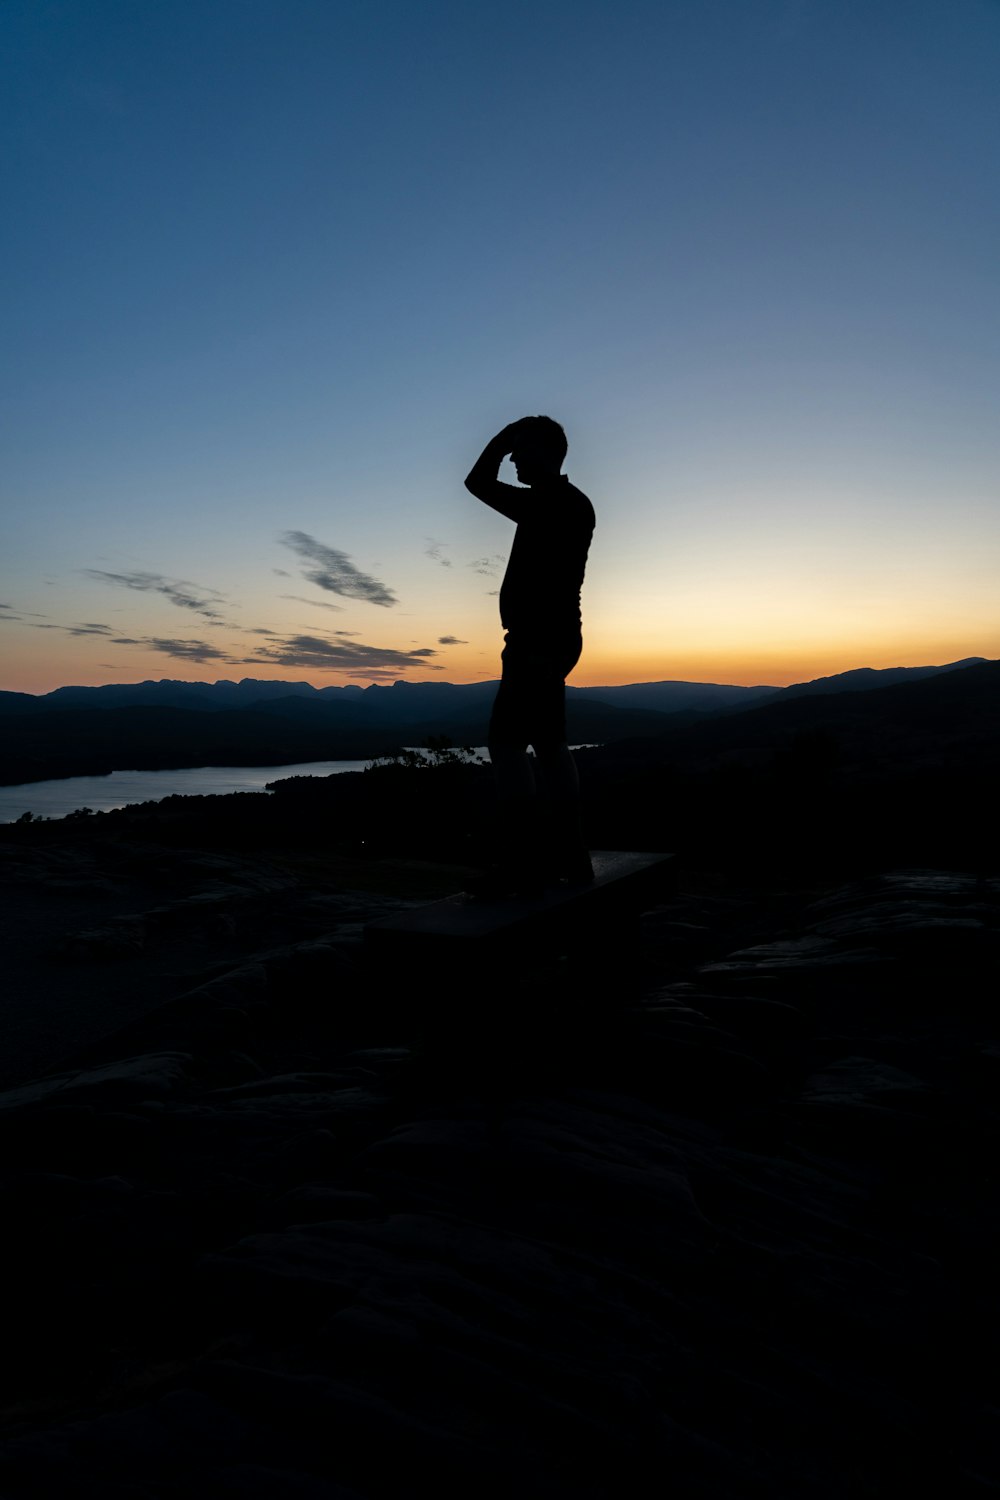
xmin=0 ymin=655 xmax=984 ymax=717
xmin=0 ymin=656 xmax=991 ymax=786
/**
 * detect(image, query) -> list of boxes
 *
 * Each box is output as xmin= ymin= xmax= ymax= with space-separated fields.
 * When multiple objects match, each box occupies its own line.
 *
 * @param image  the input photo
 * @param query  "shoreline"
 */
xmin=0 ymin=758 xmax=376 ymax=823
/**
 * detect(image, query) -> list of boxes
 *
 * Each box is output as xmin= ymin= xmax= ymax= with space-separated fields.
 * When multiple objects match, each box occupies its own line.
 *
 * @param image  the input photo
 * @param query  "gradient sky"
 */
xmin=3 ymin=0 xmax=999 ymax=694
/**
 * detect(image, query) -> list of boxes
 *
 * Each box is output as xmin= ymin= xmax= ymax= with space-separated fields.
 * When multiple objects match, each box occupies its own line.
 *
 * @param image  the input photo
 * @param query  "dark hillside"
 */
xmin=768 ymin=655 xmax=985 ymax=702
xmin=0 ymin=696 xmax=678 ymax=786
xmin=592 ymin=656 xmax=1000 ymax=771
xmin=0 ymin=706 xmax=408 ymax=786
xmin=577 ymin=658 xmax=1000 ymax=874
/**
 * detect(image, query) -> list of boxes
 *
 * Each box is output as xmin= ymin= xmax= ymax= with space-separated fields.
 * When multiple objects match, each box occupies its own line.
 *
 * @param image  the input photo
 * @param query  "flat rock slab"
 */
xmin=364 ymin=850 xmax=674 ymax=956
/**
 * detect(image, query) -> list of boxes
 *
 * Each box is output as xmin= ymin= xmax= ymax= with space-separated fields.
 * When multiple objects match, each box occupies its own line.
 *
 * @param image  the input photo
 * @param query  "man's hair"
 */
xmin=516 ymin=415 xmax=568 ymax=468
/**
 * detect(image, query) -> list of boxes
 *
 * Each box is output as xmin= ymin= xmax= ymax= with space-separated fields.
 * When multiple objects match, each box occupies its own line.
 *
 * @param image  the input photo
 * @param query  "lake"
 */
xmin=0 ymin=759 xmax=375 ymax=824
xmin=0 ymin=746 xmax=596 ymax=824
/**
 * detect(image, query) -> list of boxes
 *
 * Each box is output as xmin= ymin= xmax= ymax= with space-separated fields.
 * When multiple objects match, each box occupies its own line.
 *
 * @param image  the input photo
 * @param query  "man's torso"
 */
xmin=498 ymin=477 xmax=595 ymax=643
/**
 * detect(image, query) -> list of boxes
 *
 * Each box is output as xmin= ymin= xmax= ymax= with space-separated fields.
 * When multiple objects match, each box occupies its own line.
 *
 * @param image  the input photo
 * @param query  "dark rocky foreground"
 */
xmin=1 ymin=820 xmax=998 ymax=1495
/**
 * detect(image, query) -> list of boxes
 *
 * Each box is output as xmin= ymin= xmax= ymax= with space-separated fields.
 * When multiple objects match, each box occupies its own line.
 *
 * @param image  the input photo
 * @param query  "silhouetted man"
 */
xmin=465 ymin=415 xmax=596 ymax=893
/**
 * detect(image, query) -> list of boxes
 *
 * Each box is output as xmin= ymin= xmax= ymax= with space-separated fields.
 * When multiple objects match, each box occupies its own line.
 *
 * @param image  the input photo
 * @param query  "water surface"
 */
xmin=0 ymin=759 xmax=372 ymax=823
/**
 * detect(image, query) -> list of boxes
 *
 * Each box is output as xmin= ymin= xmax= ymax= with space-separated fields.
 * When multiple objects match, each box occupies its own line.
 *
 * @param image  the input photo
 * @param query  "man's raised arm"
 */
xmin=464 ymin=423 xmax=527 ymax=522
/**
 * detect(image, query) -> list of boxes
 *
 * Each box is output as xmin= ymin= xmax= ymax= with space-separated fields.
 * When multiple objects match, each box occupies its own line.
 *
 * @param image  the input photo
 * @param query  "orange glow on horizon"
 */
xmin=4 ymin=633 xmax=995 ymax=697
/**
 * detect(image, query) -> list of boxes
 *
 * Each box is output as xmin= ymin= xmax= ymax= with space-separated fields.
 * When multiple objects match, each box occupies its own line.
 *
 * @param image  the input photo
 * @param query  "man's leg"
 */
xmin=487 ymin=738 xmax=536 ymax=802
xmin=487 ymin=644 xmax=535 ymax=797
xmin=534 ymin=741 xmax=593 ymax=884
xmin=531 ymin=639 xmax=593 ymax=884
xmin=470 ymin=644 xmax=545 ymax=894
xmin=533 ymin=740 xmax=579 ymax=800
xmin=474 ymin=637 xmax=592 ymax=893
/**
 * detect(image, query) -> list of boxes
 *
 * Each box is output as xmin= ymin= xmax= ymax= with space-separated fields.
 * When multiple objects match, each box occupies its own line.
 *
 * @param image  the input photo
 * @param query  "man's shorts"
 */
xmin=488 ymin=632 xmax=582 ymax=751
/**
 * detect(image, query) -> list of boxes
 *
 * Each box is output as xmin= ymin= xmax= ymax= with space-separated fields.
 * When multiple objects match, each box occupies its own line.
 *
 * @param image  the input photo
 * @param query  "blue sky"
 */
xmin=3 ymin=0 xmax=999 ymax=691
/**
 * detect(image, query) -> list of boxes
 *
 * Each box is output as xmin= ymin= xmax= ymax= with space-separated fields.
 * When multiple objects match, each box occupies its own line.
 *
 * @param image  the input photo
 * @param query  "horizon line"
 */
xmin=3 ymin=653 xmax=992 ymax=699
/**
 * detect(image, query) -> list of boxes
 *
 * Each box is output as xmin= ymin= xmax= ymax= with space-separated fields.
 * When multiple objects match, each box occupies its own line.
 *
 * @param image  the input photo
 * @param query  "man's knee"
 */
xmin=534 ymin=740 xmax=580 ymax=800
xmin=532 ymin=737 xmax=568 ymax=765
xmin=488 ymin=713 xmax=528 ymax=757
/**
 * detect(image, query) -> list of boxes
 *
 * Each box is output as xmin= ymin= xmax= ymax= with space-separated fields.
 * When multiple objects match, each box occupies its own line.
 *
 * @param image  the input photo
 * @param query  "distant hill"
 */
xmin=0 ymin=692 xmax=39 ymax=716
xmin=0 ymin=656 xmax=992 ymax=785
xmin=574 ymin=655 xmax=1000 ymax=872
xmin=570 ymin=680 xmax=775 ymax=714
xmin=39 ymin=678 xmax=326 ymax=712
xmin=756 ymin=657 xmax=986 ymax=704
xmin=0 ymin=694 xmax=679 ymax=786
xmin=0 ymin=658 xmax=983 ymax=723
xmin=585 ymin=656 xmax=1000 ymax=774
xmin=0 ymin=675 xmax=766 ymax=720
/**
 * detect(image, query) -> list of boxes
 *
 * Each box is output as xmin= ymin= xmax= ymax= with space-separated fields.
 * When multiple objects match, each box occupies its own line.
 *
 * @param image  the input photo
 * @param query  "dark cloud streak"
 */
xmin=468 ymin=554 xmax=506 ymax=578
xmin=144 ymin=638 xmax=239 ymax=663
xmin=249 ymin=633 xmax=440 ymax=674
xmin=109 ymin=635 xmax=241 ymax=663
xmin=279 ymin=532 xmax=397 ymax=607
xmin=280 ymin=593 xmax=344 ymax=613
xmin=84 ymin=569 xmax=230 ymax=622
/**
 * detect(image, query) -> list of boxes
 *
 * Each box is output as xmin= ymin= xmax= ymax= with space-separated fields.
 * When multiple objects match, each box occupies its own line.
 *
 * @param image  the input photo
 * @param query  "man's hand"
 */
xmin=495 ymin=418 xmax=529 ymax=454
xmin=465 ymin=420 xmax=532 ymax=519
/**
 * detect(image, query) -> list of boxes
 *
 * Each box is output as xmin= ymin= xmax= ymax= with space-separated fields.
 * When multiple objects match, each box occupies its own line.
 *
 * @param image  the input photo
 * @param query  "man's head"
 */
xmin=509 ymin=415 xmax=567 ymax=485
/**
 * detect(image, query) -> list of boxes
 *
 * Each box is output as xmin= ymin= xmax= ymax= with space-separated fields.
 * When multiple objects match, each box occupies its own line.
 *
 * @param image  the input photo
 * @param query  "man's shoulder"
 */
xmin=564 ymin=479 xmax=596 ymax=529
xmin=519 ymin=476 xmax=595 ymax=533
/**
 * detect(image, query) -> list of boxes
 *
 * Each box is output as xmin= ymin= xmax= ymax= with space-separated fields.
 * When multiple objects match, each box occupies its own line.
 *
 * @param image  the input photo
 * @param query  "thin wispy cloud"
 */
xmin=438 ymin=635 xmax=467 ymax=645
xmin=279 ymin=532 xmax=397 ymax=608
xmin=30 ymin=621 xmax=116 ymax=637
xmin=468 ymin=554 xmax=506 ymax=578
xmin=349 ymin=670 xmax=412 ymax=682
xmin=84 ymin=569 xmax=230 ymax=623
xmin=0 ymin=604 xmax=48 ymax=622
xmin=111 ymin=636 xmax=241 ymax=664
xmin=280 ymin=593 xmax=344 ymax=613
xmin=424 ymin=539 xmax=452 ymax=568
xmin=249 ymin=632 xmax=440 ymax=676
